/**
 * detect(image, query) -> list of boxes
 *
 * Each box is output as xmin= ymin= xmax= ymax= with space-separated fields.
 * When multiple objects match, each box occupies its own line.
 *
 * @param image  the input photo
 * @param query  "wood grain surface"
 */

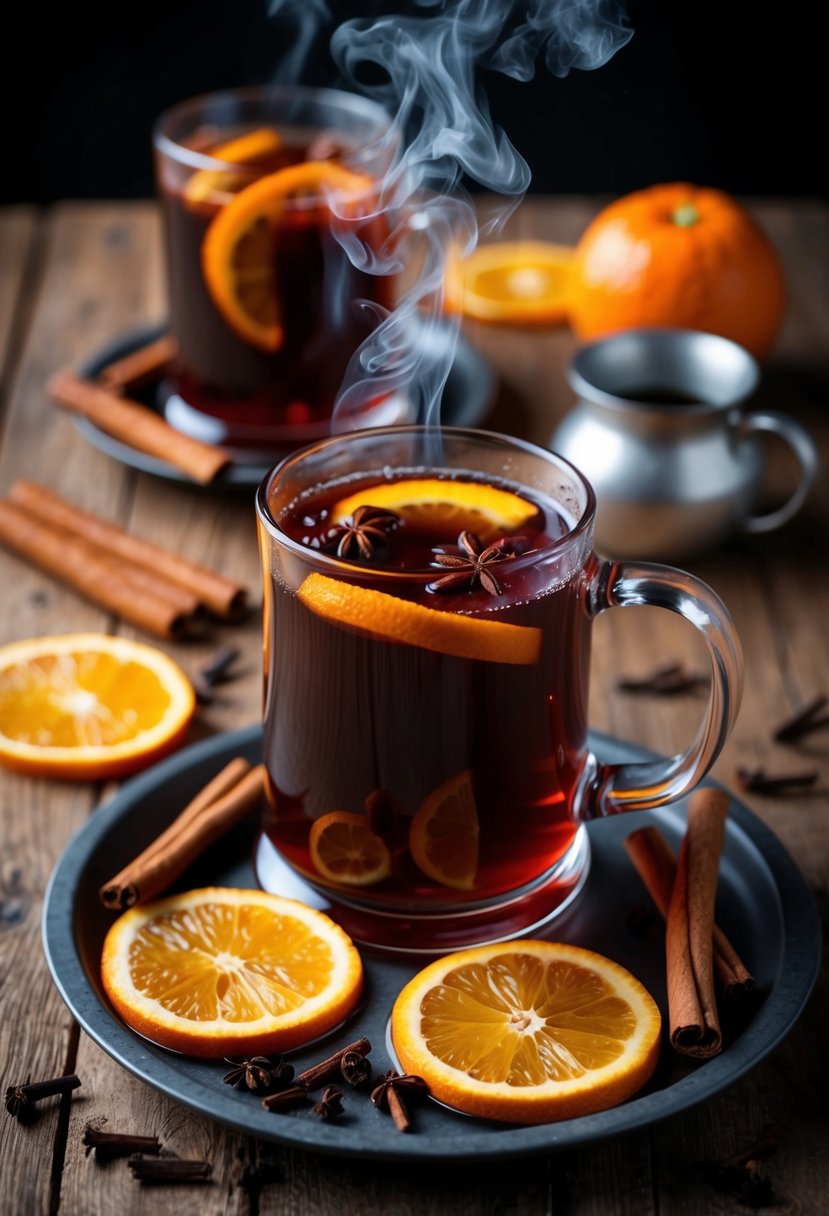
xmin=0 ymin=199 xmax=826 ymax=1215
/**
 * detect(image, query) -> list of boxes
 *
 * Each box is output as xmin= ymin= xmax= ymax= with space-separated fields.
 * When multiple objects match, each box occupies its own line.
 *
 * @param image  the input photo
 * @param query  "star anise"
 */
xmin=370 ymin=1070 xmax=429 ymax=1132
xmin=428 ymin=530 xmax=519 ymax=596
xmin=312 ymin=1085 xmax=345 ymax=1120
xmin=324 ymin=505 xmax=399 ymax=561
xmin=340 ymin=1049 xmax=372 ymax=1088
xmin=222 ymin=1056 xmax=293 ymax=1093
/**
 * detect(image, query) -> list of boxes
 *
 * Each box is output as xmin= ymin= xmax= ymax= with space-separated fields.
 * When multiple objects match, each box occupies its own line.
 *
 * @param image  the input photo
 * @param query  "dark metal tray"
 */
xmin=75 ymin=323 xmax=497 ymax=492
xmin=42 ymin=724 xmax=821 ymax=1162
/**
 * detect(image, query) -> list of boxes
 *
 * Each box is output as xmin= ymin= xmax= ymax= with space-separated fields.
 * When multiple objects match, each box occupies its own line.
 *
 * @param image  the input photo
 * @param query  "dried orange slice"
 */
xmin=309 ymin=811 xmax=392 ymax=886
xmin=409 ymin=771 xmax=479 ymax=890
xmin=444 ymin=241 xmax=574 ymax=324
xmin=0 ymin=633 xmax=195 ymax=781
xmin=330 ymin=478 xmax=539 ymax=544
xmin=184 ymin=127 xmax=282 ymax=205
xmin=101 ymin=887 xmax=363 ymax=1057
xmin=297 ymin=573 xmax=541 ymax=666
xmin=201 ymin=161 xmax=372 ymax=352
xmin=392 ymin=941 xmax=661 ymax=1124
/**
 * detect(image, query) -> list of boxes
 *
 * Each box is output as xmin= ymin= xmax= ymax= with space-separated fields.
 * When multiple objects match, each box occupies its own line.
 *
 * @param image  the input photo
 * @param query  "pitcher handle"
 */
xmin=739 ymin=410 xmax=819 ymax=534
xmin=580 ymin=560 xmax=743 ymax=818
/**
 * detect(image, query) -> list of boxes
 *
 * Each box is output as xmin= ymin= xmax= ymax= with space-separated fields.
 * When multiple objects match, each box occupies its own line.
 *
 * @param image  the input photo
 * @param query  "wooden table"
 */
xmin=0 ymin=198 xmax=826 ymax=1214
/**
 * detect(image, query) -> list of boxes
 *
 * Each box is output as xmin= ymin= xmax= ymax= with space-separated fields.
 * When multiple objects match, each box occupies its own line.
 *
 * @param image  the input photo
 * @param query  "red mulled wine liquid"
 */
xmin=260 ymin=470 xmax=593 ymax=912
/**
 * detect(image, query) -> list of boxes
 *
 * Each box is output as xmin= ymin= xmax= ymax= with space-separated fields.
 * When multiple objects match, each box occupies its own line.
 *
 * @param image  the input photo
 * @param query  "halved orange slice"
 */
xmin=309 ymin=810 xmax=392 ymax=886
xmin=101 ymin=887 xmax=363 ymax=1057
xmin=297 ymin=573 xmax=541 ymax=666
xmin=184 ymin=127 xmax=283 ymax=205
xmin=0 ymin=633 xmax=195 ymax=780
xmin=330 ymin=478 xmax=539 ymax=544
xmin=409 ymin=771 xmax=479 ymax=890
xmin=444 ymin=241 xmax=574 ymax=325
xmin=202 ymin=161 xmax=373 ymax=352
xmin=392 ymin=941 xmax=661 ymax=1123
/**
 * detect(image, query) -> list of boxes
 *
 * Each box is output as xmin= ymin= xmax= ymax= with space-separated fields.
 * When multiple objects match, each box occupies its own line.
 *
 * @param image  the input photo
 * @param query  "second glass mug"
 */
xmin=255 ymin=426 xmax=743 ymax=952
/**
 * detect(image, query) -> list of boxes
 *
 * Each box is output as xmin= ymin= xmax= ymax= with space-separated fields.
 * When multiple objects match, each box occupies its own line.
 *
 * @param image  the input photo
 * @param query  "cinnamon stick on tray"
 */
xmin=0 ymin=500 xmax=192 ymax=640
xmin=98 ymin=335 xmax=178 ymax=394
xmin=624 ymin=825 xmax=754 ymax=1000
xmin=10 ymin=480 xmax=247 ymax=620
xmin=48 ymin=369 xmax=231 ymax=485
xmin=99 ymin=760 xmax=266 ymax=909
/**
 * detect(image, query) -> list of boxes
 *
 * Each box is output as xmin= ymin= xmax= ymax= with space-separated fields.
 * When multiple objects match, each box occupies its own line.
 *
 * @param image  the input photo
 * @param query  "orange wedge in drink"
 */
xmin=309 ymin=810 xmax=392 ymax=886
xmin=184 ymin=127 xmax=283 ymax=205
xmin=444 ymin=240 xmax=574 ymax=325
xmin=330 ymin=478 xmax=540 ymax=544
xmin=409 ymin=771 xmax=479 ymax=890
xmin=297 ymin=573 xmax=541 ymax=666
xmin=0 ymin=633 xmax=195 ymax=780
xmin=392 ymin=941 xmax=661 ymax=1123
xmin=202 ymin=161 xmax=373 ymax=352
xmin=101 ymin=887 xmax=363 ymax=1057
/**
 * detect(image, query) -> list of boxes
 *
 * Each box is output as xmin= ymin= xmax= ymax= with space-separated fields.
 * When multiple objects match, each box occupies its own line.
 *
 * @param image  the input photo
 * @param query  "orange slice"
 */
xmin=392 ymin=941 xmax=661 ymax=1124
xmin=0 ymin=633 xmax=195 ymax=780
xmin=330 ymin=478 xmax=539 ymax=544
xmin=444 ymin=241 xmax=574 ymax=324
xmin=101 ymin=887 xmax=363 ymax=1057
xmin=184 ymin=127 xmax=283 ymax=205
xmin=409 ymin=771 xmax=479 ymax=890
xmin=201 ymin=161 xmax=372 ymax=352
xmin=297 ymin=573 xmax=541 ymax=666
xmin=309 ymin=810 xmax=392 ymax=886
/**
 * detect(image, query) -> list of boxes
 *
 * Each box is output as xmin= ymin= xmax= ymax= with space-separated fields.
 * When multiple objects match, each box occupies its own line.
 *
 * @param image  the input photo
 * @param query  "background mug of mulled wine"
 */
xmin=551 ymin=327 xmax=819 ymax=560
xmin=254 ymin=426 xmax=744 ymax=952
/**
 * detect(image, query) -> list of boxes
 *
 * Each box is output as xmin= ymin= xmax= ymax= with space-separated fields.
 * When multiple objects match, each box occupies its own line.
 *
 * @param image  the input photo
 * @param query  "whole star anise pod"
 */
xmin=428 ymin=530 xmax=519 ymax=596
xmin=370 ymin=1070 xmax=429 ymax=1132
xmin=324 ymin=504 xmax=399 ymax=561
xmin=340 ymin=1049 xmax=372 ymax=1088
xmin=222 ymin=1056 xmax=293 ymax=1093
xmin=312 ymin=1085 xmax=345 ymax=1119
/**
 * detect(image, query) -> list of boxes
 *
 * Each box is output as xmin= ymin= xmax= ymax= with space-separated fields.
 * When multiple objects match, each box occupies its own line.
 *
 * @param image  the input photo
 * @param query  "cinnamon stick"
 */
xmin=98 ymin=335 xmax=178 ymax=394
xmin=624 ymin=825 xmax=755 ymax=998
xmin=0 ymin=500 xmax=191 ymax=639
xmin=10 ymin=480 xmax=247 ymax=620
xmin=48 ymin=370 xmax=231 ymax=485
xmin=99 ymin=761 xmax=265 ymax=909
xmin=664 ymin=788 xmax=729 ymax=1057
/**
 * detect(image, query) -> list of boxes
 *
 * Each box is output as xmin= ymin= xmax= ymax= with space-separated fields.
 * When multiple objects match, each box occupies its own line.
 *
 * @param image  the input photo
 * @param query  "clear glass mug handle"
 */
xmin=579 ymin=560 xmax=744 ymax=818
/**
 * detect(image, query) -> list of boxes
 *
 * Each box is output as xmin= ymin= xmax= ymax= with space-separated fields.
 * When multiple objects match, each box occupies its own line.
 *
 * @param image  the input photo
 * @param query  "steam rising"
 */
xmin=269 ymin=0 xmax=632 ymax=427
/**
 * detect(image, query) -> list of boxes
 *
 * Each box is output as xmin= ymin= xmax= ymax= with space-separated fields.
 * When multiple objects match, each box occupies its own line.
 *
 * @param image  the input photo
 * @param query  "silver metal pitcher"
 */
xmin=550 ymin=328 xmax=819 ymax=560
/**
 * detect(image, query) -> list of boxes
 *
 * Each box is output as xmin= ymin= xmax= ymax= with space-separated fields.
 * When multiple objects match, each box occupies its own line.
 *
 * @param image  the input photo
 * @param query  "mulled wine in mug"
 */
xmin=255 ymin=427 xmax=743 ymax=952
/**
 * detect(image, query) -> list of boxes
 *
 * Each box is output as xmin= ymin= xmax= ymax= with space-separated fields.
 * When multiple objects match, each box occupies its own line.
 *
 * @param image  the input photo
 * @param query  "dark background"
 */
xmin=2 ymin=0 xmax=822 ymax=203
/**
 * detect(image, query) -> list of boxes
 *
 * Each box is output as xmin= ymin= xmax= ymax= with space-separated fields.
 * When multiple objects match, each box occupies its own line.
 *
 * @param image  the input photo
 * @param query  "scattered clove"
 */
xmin=261 ymin=1085 xmax=309 ymax=1114
xmin=312 ymin=1085 xmax=345 ymax=1120
xmin=370 ymin=1070 xmax=430 ymax=1133
xmin=694 ymin=1123 xmax=780 ymax=1208
xmin=128 ymin=1154 xmax=213 ymax=1185
xmin=193 ymin=645 xmax=242 ymax=704
xmin=296 ymin=1037 xmax=372 ymax=1091
xmin=5 ymin=1074 xmax=81 ymax=1124
xmin=737 ymin=766 xmax=818 ymax=795
xmin=83 ymin=1122 xmax=161 ymax=1162
xmin=617 ymin=663 xmax=709 ymax=695
xmin=772 ymin=693 xmax=829 ymax=743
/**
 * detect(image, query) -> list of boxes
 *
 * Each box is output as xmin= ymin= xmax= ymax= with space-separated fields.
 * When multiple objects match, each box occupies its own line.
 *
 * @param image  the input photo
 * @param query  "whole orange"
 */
xmin=567 ymin=183 xmax=785 ymax=359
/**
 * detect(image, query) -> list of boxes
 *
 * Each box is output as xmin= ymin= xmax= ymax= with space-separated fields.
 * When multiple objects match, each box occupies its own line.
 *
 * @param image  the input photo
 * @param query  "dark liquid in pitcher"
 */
xmin=158 ymin=130 xmax=393 ymax=447
xmin=619 ymin=386 xmax=704 ymax=405
xmin=261 ymin=471 xmax=593 ymax=910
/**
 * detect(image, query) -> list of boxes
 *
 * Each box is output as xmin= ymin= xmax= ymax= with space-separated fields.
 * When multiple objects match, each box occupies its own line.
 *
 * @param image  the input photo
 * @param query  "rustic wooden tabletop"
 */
xmin=0 ymin=197 xmax=826 ymax=1214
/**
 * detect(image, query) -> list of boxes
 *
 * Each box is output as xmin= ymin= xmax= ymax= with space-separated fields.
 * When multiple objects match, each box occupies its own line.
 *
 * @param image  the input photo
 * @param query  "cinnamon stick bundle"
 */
xmin=100 ymin=759 xmax=265 ymax=909
xmin=98 ymin=335 xmax=178 ymax=394
xmin=0 ymin=500 xmax=191 ymax=640
xmin=48 ymin=369 xmax=231 ymax=485
xmin=10 ymin=481 xmax=247 ymax=620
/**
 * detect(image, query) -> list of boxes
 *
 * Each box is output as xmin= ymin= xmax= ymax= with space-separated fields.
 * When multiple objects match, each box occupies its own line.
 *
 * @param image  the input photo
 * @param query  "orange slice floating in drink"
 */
xmin=202 ymin=161 xmax=373 ymax=352
xmin=444 ymin=240 xmax=574 ymax=325
xmin=392 ymin=941 xmax=662 ymax=1123
xmin=409 ymin=771 xmax=479 ymax=890
xmin=330 ymin=478 xmax=540 ymax=544
xmin=309 ymin=810 xmax=392 ymax=886
xmin=101 ymin=887 xmax=363 ymax=1057
xmin=297 ymin=572 xmax=541 ymax=666
xmin=183 ymin=127 xmax=283 ymax=205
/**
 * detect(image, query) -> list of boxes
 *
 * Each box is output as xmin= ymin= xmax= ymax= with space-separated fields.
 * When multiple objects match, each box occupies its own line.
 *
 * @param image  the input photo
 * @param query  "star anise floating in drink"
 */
xmin=323 ymin=505 xmax=400 ymax=561
xmin=428 ymin=531 xmax=527 ymax=596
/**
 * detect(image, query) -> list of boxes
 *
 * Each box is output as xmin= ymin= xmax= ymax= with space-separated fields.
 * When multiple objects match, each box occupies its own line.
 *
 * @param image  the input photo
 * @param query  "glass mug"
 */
xmin=153 ymin=85 xmax=401 ymax=457
xmin=254 ymin=427 xmax=743 ymax=952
